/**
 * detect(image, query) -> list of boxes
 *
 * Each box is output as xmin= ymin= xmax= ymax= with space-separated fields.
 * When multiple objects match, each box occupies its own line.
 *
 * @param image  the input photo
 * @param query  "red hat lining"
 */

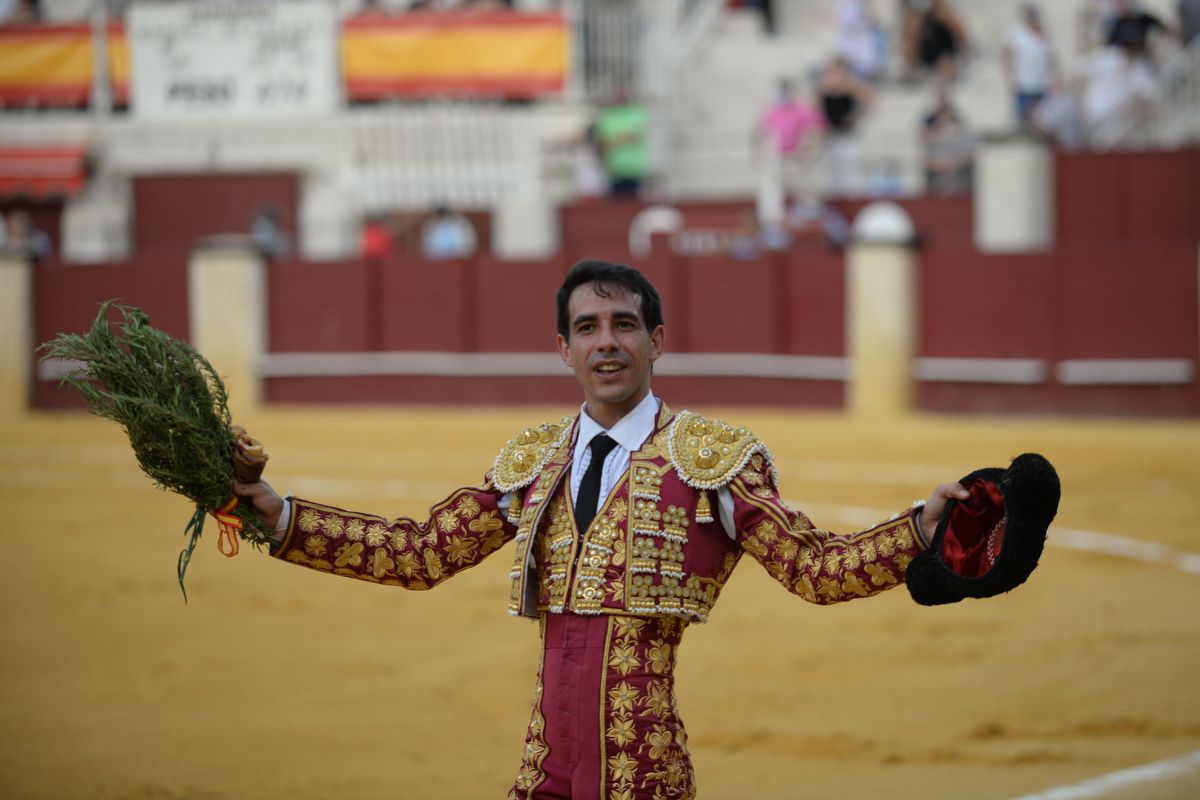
xmin=940 ymin=477 xmax=1006 ymax=579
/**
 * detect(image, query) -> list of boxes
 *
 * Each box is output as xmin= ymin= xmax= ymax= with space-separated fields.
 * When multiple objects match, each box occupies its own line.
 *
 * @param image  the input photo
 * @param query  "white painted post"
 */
xmin=188 ymin=242 xmax=267 ymax=412
xmin=0 ymin=251 xmax=33 ymax=417
xmin=975 ymin=133 xmax=1055 ymax=253
xmin=847 ymin=202 xmax=918 ymax=417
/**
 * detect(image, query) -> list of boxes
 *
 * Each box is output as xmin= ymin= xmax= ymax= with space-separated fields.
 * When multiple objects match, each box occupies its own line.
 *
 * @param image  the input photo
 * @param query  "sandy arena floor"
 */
xmin=2 ymin=404 xmax=1198 ymax=800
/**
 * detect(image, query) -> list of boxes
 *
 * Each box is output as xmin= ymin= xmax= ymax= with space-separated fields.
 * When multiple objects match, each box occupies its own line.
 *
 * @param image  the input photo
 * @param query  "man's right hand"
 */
xmin=233 ymin=479 xmax=285 ymax=531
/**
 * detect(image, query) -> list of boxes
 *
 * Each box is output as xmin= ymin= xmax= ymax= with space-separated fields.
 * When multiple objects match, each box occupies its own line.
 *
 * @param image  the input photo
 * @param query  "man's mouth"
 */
xmin=594 ymin=362 xmax=626 ymax=375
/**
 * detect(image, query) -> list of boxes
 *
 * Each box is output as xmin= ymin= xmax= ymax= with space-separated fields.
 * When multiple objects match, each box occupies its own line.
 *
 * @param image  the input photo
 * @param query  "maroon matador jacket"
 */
xmin=271 ymin=402 xmax=927 ymax=622
xmin=271 ymin=402 xmax=928 ymax=799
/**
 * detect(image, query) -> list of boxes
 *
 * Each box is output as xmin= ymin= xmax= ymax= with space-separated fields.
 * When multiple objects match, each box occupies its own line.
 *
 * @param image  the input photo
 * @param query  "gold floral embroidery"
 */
xmin=754 ymin=519 xmax=778 ymax=541
xmin=297 ymin=508 xmax=322 ymax=533
xmin=644 ymin=680 xmax=673 ymax=718
xmin=364 ymin=527 xmax=387 ymax=547
xmin=445 ymin=535 xmax=479 ymax=566
xmin=303 ymin=534 xmax=328 ymax=557
xmin=608 ymin=752 xmax=638 ymax=785
xmin=320 ymin=514 xmax=344 ymax=537
xmin=841 ymin=573 xmax=870 ymax=597
xmin=369 ymin=549 xmax=395 ymax=579
xmin=395 ymin=551 xmax=420 ymax=578
xmin=613 ymin=617 xmax=648 ymax=641
xmin=609 ymin=680 xmax=639 ymax=713
xmin=468 ymin=510 xmax=504 ymax=535
xmin=334 ymin=541 xmax=364 ymax=568
xmin=423 ymin=548 xmax=444 ymax=581
xmin=865 ymin=563 xmax=897 ymax=586
xmin=607 ymin=715 xmax=637 ymax=748
xmin=647 ymin=641 xmax=672 ymax=674
xmin=344 ymin=519 xmax=366 ymax=541
xmin=436 ymin=508 xmax=459 ymax=533
xmin=456 ymin=495 xmax=481 ymax=518
xmin=609 ymin=643 xmax=640 ymax=676
xmin=643 ymin=724 xmax=673 ymax=760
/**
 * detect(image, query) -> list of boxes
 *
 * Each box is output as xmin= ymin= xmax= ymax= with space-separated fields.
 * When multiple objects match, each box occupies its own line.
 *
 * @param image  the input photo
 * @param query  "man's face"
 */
xmin=557 ymin=282 xmax=664 ymax=428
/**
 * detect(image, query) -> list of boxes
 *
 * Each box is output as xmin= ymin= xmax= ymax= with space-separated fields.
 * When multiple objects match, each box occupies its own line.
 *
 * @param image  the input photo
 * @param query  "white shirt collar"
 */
xmin=575 ymin=391 xmax=659 ymax=458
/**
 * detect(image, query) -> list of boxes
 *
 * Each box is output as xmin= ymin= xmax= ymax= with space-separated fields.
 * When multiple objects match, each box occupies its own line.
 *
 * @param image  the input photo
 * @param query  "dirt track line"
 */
xmin=1007 ymin=749 xmax=1200 ymax=800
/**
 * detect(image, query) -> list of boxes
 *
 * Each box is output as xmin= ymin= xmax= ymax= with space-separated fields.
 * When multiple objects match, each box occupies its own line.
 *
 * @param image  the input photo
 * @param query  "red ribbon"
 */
xmin=212 ymin=497 xmax=242 ymax=557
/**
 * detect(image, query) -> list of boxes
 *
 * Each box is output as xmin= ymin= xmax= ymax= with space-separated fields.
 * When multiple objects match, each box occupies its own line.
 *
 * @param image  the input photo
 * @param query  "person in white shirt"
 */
xmin=1004 ymin=3 xmax=1059 ymax=127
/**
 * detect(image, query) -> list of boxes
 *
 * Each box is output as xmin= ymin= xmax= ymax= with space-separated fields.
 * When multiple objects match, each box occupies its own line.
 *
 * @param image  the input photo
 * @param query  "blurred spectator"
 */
xmin=785 ymin=194 xmax=850 ymax=249
xmin=755 ymin=78 xmax=824 ymax=224
xmin=818 ymin=57 xmax=873 ymax=196
xmin=1181 ymin=0 xmax=1200 ymax=45
xmin=595 ymin=90 xmax=648 ymax=198
xmin=867 ymin=159 xmax=906 ymax=197
xmin=421 ymin=206 xmax=477 ymax=260
xmin=571 ymin=124 xmax=608 ymax=200
xmin=1004 ymin=4 xmax=1059 ymax=128
xmin=921 ymin=89 xmax=975 ymax=194
xmin=1105 ymin=0 xmax=1168 ymax=61
xmin=1080 ymin=41 xmax=1156 ymax=144
xmin=250 ymin=207 xmax=292 ymax=260
xmin=6 ymin=210 xmax=51 ymax=261
xmin=903 ymin=0 xmax=969 ymax=81
xmin=1032 ymin=80 xmax=1086 ymax=149
xmin=360 ymin=215 xmax=395 ymax=260
xmin=0 ymin=0 xmax=40 ymax=24
xmin=835 ymin=0 xmax=887 ymax=81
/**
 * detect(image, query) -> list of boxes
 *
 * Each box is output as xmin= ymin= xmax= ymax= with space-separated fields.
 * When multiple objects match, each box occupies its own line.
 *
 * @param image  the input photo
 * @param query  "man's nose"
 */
xmin=596 ymin=322 xmax=619 ymax=349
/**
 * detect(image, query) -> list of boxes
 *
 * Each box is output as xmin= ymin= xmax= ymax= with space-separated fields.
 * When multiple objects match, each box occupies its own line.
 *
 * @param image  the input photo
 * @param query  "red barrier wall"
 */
xmin=32 ymin=257 xmax=189 ymax=408
xmin=133 ymin=174 xmax=298 ymax=257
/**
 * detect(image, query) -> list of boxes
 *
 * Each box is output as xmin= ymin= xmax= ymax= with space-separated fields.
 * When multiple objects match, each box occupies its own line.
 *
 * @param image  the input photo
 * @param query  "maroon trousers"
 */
xmin=510 ymin=613 xmax=694 ymax=800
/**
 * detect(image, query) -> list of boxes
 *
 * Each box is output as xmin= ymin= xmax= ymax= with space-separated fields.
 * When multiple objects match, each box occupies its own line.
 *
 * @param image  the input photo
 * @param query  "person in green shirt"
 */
xmin=595 ymin=90 xmax=649 ymax=197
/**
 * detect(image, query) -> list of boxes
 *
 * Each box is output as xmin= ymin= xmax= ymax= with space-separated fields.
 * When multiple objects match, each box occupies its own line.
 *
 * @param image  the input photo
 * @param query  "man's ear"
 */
xmin=649 ymin=325 xmax=664 ymax=362
xmin=557 ymin=333 xmax=572 ymax=366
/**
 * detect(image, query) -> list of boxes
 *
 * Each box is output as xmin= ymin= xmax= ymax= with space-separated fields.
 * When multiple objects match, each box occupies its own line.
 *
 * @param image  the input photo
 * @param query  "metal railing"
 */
xmin=1087 ymin=37 xmax=1200 ymax=151
xmin=349 ymin=102 xmax=537 ymax=213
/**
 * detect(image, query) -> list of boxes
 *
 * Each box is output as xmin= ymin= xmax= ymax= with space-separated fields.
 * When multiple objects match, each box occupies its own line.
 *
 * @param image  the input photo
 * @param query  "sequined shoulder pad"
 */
xmin=666 ymin=410 xmax=778 ymax=490
xmin=492 ymin=415 xmax=575 ymax=492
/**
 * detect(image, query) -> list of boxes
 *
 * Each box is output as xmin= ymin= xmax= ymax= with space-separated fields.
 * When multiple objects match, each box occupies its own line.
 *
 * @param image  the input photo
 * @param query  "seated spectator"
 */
xmin=835 ymin=0 xmax=887 ymax=81
xmin=904 ymin=0 xmax=969 ymax=81
xmin=250 ymin=207 xmax=293 ymax=260
xmin=0 ymin=0 xmax=40 ymax=25
xmin=867 ymin=159 xmax=906 ymax=198
xmin=921 ymin=89 xmax=975 ymax=195
xmin=6 ymin=210 xmax=51 ymax=261
xmin=784 ymin=194 xmax=850 ymax=249
xmin=421 ymin=206 xmax=477 ymax=260
xmin=360 ymin=215 xmax=395 ymax=260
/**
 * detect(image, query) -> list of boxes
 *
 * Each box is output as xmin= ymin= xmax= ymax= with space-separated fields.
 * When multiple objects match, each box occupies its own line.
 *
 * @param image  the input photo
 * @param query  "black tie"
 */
xmin=575 ymin=433 xmax=618 ymax=534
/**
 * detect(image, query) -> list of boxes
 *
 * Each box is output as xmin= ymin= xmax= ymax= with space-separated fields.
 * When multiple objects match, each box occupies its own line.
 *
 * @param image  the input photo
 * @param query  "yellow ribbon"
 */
xmin=212 ymin=497 xmax=243 ymax=557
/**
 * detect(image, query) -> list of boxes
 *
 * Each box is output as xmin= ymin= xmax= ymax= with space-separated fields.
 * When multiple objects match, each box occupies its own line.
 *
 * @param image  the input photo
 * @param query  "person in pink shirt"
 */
xmin=755 ymin=78 xmax=825 ymax=231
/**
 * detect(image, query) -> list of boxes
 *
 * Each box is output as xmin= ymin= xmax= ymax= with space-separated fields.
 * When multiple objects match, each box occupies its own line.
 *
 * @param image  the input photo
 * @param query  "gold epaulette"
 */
xmin=492 ymin=415 xmax=574 ymax=493
xmin=666 ymin=410 xmax=777 ymax=490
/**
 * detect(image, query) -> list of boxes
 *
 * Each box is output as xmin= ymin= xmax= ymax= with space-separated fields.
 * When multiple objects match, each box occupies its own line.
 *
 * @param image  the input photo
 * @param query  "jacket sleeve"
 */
xmin=270 ymin=479 xmax=517 ymax=590
xmin=727 ymin=453 xmax=926 ymax=604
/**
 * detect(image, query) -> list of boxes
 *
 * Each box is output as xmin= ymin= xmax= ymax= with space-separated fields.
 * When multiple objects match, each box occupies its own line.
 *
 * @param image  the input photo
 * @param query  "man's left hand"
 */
xmin=919 ymin=483 xmax=970 ymax=545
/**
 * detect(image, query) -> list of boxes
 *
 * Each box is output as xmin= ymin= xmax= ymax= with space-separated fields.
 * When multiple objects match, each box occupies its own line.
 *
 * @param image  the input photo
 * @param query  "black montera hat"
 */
xmin=906 ymin=453 xmax=1060 ymax=606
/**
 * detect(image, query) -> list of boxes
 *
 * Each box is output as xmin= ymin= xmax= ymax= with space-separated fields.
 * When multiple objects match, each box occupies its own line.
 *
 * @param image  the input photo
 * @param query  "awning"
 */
xmin=0 ymin=146 xmax=88 ymax=199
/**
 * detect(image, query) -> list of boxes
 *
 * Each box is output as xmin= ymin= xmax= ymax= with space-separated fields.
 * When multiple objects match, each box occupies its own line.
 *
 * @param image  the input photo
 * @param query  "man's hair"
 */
xmin=556 ymin=260 xmax=664 ymax=339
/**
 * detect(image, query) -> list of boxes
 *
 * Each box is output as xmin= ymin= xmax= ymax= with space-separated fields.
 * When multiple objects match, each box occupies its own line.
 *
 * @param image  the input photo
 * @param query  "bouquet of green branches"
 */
xmin=40 ymin=301 xmax=273 ymax=599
